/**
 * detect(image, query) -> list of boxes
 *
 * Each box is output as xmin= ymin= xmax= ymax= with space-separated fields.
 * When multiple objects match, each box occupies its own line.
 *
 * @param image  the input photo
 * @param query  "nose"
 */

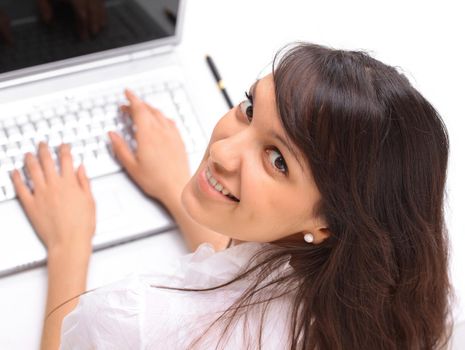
xmin=209 ymin=130 xmax=249 ymax=175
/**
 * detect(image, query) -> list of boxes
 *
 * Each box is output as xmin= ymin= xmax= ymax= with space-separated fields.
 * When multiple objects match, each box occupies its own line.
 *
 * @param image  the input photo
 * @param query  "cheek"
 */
xmin=209 ymin=110 xmax=241 ymax=143
xmin=243 ymin=184 xmax=313 ymax=237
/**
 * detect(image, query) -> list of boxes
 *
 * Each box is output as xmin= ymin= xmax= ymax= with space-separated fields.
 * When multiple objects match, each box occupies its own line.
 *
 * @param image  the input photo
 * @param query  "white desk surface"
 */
xmin=1 ymin=1 xmax=464 ymax=349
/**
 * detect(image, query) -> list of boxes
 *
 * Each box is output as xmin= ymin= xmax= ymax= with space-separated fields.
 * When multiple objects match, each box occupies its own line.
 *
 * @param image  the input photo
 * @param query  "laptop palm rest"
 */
xmin=0 ymin=171 xmax=176 ymax=277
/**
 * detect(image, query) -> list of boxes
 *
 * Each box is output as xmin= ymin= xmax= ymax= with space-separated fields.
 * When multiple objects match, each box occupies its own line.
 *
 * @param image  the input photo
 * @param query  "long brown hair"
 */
xmin=159 ymin=43 xmax=452 ymax=349
xmin=274 ymin=43 xmax=451 ymax=349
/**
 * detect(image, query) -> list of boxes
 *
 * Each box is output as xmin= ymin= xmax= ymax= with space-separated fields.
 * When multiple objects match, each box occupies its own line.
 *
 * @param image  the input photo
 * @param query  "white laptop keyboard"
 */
xmin=0 ymin=78 xmax=204 ymax=202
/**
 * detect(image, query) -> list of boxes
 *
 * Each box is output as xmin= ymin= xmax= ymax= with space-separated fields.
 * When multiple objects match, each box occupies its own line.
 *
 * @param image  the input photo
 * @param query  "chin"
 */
xmin=180 ymin=180 xmax=230 ymax=235
xmin=181 ymin=178 xmax=208 ymax=226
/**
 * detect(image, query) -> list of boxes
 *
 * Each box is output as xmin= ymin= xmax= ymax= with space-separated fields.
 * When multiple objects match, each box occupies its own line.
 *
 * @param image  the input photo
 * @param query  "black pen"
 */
xmin=205 ymin=55 xmax=234 ymax=109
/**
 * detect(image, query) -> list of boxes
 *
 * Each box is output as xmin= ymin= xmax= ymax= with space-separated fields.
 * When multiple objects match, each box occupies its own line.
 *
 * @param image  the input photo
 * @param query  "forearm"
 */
xmin=164 ymin=194 xmax=230 ymax=252
xmin=41 ymin=246 xmax=91 ymax=350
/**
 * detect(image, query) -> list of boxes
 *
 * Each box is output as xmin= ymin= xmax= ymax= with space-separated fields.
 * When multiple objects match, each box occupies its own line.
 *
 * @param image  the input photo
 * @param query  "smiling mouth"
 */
xmin=206 ymin=168 xmax=240 ymax=202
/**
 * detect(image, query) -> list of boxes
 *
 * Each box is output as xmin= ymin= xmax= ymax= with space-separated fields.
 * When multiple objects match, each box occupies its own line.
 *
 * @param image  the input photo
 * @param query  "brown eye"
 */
xmin=266 ymin=148 xmax=288 ymax=174
xmin=239 ymin=99 xmax=253 ymax=122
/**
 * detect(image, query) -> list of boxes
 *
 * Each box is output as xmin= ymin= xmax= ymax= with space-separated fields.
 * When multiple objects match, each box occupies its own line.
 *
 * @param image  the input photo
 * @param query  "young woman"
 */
xmin=12 ymin=43 xmax=451 ymax=349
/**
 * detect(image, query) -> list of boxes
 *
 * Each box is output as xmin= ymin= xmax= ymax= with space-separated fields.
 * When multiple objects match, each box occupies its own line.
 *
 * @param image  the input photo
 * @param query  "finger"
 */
xmin=144 ymin=103 xmax=171 ymax=125
xmin=38 ymin=142 xmax=58 ymax=182
xmin=125 ymin=89 xmax=146 ymax=118
xmin=59 ymin=144 xmax=74 ymax=178
xmin=11 ymin=169 xmax=33 ymax=206
xmin=124 ymin=90 xmax=157 ymax=130
xmin=25 ymin=153 xmax=46 ymax=189
xmin=121 ymin=102 xmax=160 ymax=126
xmin=77 ymin=164 xmax=91 ymax=193
xmin=108 ymin=131 xmax=137 ymax=173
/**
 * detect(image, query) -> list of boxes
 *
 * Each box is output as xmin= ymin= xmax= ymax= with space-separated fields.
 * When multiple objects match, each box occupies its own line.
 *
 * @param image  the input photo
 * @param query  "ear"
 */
xmin=310 ymin=227 xmax=331 ymax=244
xmin=304 ymin=217 xmax=331 ymax=244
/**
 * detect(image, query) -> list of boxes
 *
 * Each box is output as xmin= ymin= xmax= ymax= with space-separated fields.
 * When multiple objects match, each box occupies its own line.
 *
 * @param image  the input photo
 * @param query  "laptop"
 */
xmin=0 ymin=0 xmax=213 ymax=277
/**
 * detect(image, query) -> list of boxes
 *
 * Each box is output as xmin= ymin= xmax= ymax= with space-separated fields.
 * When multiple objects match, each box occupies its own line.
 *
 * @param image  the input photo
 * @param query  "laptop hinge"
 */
xmin=0 ymin=45 xmax=175 ymax=90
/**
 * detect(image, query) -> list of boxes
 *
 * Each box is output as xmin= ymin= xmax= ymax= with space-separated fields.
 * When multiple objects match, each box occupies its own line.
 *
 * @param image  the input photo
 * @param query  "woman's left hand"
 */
xmin=11 ymin=142 xmax=96 ymax=255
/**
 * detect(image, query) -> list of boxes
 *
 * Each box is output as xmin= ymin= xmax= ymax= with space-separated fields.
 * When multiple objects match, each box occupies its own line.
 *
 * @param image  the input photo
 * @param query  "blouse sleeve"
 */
xmin=60 ymin=276 xmax=144 ymax=350
xmin=60 ymin=242 xmax=292 ymax=349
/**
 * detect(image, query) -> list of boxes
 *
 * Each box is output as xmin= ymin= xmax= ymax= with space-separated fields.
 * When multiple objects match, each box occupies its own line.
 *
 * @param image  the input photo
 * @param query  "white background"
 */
xmin=0 ymin=0 xmax=464 ymax=348
xmin=179 ymin=0 xmax=465 ymax=322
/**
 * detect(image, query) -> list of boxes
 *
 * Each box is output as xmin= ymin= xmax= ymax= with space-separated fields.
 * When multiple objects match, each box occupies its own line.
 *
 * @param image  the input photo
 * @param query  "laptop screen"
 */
xmin=0 ymin=0 xmax=180 ymax=75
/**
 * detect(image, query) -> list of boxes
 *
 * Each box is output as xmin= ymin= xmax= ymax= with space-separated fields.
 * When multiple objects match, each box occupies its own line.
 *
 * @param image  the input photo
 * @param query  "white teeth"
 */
xmin=206 ymin=168 xmax=234 ymax=199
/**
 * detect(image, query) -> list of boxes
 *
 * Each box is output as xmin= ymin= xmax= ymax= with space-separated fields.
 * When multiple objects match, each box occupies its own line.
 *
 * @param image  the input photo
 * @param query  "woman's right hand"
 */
xmin=109 ymin=90 xmax=191 ymax=207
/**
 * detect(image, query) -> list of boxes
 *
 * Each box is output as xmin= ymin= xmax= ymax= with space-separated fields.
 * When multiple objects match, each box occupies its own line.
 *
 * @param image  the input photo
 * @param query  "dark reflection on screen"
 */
xmin=0 ymin=0 xmax=179 ymax=74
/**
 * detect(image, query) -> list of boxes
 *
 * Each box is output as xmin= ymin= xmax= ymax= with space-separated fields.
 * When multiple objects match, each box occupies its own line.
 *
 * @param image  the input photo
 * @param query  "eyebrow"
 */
xmin=271 ymin=131 xmax=304 ymax=171
xmin=249 ymin=80 xmax=258 ymax=99
xmin=249 ymin=79 xmax=304 ymax=171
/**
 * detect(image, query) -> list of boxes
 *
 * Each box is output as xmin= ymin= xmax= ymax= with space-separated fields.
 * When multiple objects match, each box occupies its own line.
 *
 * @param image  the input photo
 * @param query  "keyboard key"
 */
xmin=15 ymin=115 xmax=29 ymax=125
xmin=166 ymin=80 xmax=181 ymax=89
xmin=68 ymin=102 xmax=80 ymax=113
xmin=145 ymin=92 xmax=178 ymax=119
xmin=6 ymin=126 xmax=22 ymax=143
xmin=62 ymin=114 xmax=79 ymax=129
xmin=93 ymin=97 xmax=105 ymax=107
xmin=20 ymin=123 xmax=36 ymax=138
xmin=77 ymin=111 xmax=92 ymax=125
xmin=6 ymin=142 xmax=21 ymax=158
xmin=0 ymin=130 xmax=8 ymax=145
xmin=55 ymin=105 xmax=67 ymax=116
xmin=83 ymin=137 xmax=99 ymax=151
xmin=0 ymin=158 xmax=14 ymax=172
xmin=42 ymin=109 xmax=54 ymax=119
xmin=0 ymin=77 xmax=204 ymax=203
xmin=48 ymin=117 xmax=63 ymax=130
xmin=71 ymin=140 xmax=84 ymax=154
xmin=48 ymin=133 xmax=63 ymax=147
xmin=19 ymin=139 xmax=35 ymax=154
xmin=35 ymin=120 xmax=49 ymax=131
xmin=2 ymin=118 xmax=16 ymax=128
xmin=94 ymin=152 xmax=120 ymax=173
xmin=13 ymin=156 xmax=24 ymax=169
xmin=62 ymin=129 xmax=77 ymax=144
xmin=29 ymin=112 xmax=42 ymax=122
xmin=91 ymin=107 xmax=105 ymax=119
xmin=80 ymin=99 xmax=93 ymax=110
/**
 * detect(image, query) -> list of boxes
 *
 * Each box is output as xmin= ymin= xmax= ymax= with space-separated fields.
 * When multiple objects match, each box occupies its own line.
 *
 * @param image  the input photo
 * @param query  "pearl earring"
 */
xmin=304 ymin=233 xmax=314 ymax=243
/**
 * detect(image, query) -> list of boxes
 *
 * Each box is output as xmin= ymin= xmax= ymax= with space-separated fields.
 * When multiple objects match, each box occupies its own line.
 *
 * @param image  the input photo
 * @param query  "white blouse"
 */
xmin=60 ymin=241 xmax=295 ymax=349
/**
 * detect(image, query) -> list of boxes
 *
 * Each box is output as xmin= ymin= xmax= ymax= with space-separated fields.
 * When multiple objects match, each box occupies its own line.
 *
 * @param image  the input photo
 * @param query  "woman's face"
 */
xmin=182 ymin=74 xmax=326 ymax=243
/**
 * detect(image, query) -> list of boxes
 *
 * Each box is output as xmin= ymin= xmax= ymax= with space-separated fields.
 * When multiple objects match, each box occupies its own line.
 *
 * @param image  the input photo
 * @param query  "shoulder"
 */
xmin=61 ymin=275 xmax=145 ymax=349
xmin=61 ymin=241 xmax=291 ymax=349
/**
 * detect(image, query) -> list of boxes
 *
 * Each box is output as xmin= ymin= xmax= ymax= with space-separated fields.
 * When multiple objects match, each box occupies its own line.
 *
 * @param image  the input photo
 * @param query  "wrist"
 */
xmin=47 ymin=242 xmax=92 ymax=264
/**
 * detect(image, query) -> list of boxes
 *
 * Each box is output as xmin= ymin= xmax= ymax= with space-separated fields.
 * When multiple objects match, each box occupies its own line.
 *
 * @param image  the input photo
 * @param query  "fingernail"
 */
xmin=126 ymin=89 xmax=139 ymax=100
